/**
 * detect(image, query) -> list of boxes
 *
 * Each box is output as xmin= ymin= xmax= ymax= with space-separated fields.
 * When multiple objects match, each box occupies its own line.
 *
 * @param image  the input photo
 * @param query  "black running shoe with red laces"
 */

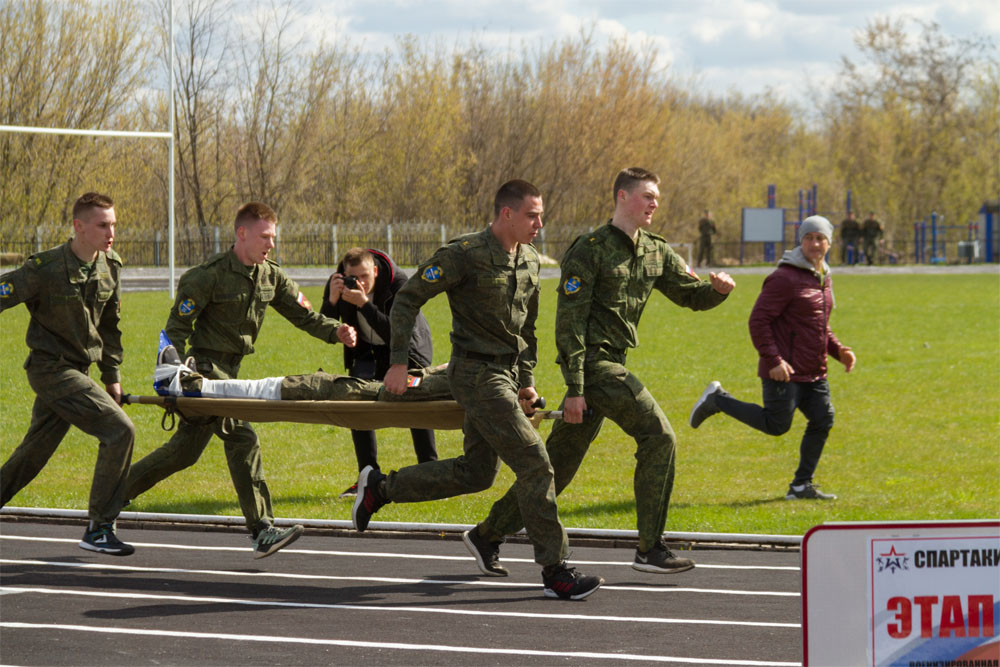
xmin=542 ymin=561 xmax=603 ymax=600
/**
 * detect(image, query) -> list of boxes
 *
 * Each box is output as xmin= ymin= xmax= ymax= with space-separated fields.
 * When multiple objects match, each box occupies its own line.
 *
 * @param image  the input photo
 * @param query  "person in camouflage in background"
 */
xmin=351 ymin=180 xmax=604 ymax=600
xmin=124 ymin=201 xmax=346 ymax=559
xmin=0 ymin=192 xmax=136 ymax=556
xmin=463 ymin=168 xmax=735 ymax=578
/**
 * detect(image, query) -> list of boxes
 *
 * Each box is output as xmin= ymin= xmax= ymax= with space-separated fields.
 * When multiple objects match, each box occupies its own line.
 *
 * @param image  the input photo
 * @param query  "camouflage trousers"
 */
xmin=384 ymin=357 xmax=568 ymax=566
xmin=279 ymin=367 xmax=454 ymax=402
xmin=1 ymin=355 xmax=134 ymax=525
xmin=124 ymin=355 xmax=273 ymax=535
xmin=479 ymin=357 xmax=676 ymax=553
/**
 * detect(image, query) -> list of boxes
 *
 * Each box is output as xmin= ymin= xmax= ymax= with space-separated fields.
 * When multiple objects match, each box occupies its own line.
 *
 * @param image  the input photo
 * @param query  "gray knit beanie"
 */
xmin=799 ymin=215 xmax=833 ymax=243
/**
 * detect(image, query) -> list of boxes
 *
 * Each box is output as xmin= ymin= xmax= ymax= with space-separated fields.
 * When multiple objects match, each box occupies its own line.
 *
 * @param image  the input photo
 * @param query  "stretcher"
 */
xmin=125 ymin=395 xmax=569 ymax=431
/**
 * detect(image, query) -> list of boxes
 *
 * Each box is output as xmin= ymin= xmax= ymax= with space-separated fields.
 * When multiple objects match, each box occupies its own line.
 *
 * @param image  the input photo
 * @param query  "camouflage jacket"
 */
xmin=390 ymin=227 xmax=540 ymax=388
xmin=0 ymin=240 xmax=124 ymax=384
xmin=165 ymin=248 xmax=340 ymax=357
xmin=556 ymin=221 xmax=728 ymax=395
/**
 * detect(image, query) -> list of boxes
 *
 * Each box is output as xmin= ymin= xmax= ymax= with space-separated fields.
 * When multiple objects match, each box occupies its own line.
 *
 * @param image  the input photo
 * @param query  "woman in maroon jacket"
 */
xmin=689 ymin=216 xmax=856 ymax=500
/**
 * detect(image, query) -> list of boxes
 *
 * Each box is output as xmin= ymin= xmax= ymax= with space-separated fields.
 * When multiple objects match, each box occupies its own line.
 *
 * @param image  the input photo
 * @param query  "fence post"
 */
xmin=35 ymin=226 xmax=43 ymax=254
xmin=274 ymin=224 xmax=280 ymax=264
xmin=331 ymin=224 xmax=338 ymax=265
xmin=155 ymin=230 xmax=162 ymax=267
xmin=213 ymin=226 xmax=220 ymax=255
xmin=930 ymin=212 xmax=938 ymax=261
xmin=387 ymin=222 xmax=393 ymax=260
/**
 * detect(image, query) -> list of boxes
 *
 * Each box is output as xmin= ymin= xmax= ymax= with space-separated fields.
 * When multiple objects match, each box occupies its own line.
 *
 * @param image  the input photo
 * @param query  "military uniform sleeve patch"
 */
xmin=296 ymin=291 xmax=313 ymax=310
xmin=421 ymin=265 xmax=443 ymax=283
xmin=685 ymin=263 xmax=700 ymax=280
xmin=0 ymin=281 xmax=12 ymax=297
xmin=178 ymin=298 xmax=196 ymax=316
xmin=563 ymin=276 xmax=582 ymax=295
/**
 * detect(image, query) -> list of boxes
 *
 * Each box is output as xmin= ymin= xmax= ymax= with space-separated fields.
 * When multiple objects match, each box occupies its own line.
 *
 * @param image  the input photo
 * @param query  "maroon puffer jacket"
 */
xmin=748 ymin=263 xmax=846 ymax=382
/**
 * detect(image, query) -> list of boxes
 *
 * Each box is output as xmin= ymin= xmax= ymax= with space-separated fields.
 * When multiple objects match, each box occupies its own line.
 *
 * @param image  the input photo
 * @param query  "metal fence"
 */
xmin=0 ymin=220 xmax=987 ymax=268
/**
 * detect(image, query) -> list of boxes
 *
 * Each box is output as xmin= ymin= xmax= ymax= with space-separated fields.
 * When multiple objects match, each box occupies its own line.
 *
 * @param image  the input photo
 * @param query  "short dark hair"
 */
xmin=612 ymin=167 xmax=659 ymax=204
xmin=234 ymin=201 xmax=277 ymax=231
xmin=493 ymin=179 xmax=541 ymax=217
xmin=342 ymin=248 xmax=375 ymax=268
xmin=72 ymin=192 xmax=114 ymax=220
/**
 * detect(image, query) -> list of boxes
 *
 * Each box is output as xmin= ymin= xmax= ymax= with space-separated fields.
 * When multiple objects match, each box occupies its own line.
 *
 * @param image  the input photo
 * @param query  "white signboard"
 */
xmin=803 ymin=520 xmax=1000 ymax=666
xmin=742 ymin=207 xmax=785 ymax=242
xmin=868 ymin=534 xmax=1000 ymax=665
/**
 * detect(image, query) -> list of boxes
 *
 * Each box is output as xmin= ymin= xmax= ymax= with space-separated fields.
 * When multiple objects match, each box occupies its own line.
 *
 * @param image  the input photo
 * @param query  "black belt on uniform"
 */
xmin=453 ymin=349 xmax=518 ymax=365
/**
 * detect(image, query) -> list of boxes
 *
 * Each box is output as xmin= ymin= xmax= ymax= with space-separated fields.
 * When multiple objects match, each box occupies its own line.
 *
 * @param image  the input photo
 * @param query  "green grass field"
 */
xmin=1 ymin=272 xmax=998 ymax=536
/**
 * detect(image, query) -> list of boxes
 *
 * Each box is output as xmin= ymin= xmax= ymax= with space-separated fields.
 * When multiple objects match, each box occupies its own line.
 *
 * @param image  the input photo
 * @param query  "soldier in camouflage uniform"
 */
xmin=0 ymin=192 xmax=136 ymax=555
xmin=464 ymin=168 xmax=735 ymax=578
xmin=124 ymin=202 xmax=345 ymax=559
xmin=351 ymin=180 xmax=604 ymax=600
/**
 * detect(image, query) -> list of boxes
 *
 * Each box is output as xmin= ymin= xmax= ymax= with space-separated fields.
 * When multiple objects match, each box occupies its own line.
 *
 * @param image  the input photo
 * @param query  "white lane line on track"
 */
xmin=1 ymin=586 xmax=800 ymax=629
xmin=0 ymin=535 xmax=799 ymax=571
xmin=0 ymin=558 xmax=800 ymax=596
xmin=0 ymin=622 xmax=801 ymax=666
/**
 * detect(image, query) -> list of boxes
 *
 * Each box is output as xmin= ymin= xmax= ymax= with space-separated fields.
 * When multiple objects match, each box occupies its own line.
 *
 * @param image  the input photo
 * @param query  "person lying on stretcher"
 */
xmin=153 ymin=333 xmax=453 ymax=403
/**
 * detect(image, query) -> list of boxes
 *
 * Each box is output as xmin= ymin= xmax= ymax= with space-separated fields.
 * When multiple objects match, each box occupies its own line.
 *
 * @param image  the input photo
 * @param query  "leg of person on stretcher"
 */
xmin=155 ymin=344 xmax=453 ymax=402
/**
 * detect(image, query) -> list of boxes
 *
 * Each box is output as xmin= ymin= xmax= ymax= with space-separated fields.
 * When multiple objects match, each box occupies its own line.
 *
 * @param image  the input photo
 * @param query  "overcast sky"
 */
xmin=282 ymin=0 xmax=998 ymax=105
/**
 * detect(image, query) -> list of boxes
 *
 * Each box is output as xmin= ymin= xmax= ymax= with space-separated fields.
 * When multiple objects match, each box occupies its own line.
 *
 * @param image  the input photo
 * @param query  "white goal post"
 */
xmin=0 ymin=0 xmax=178 ymax=298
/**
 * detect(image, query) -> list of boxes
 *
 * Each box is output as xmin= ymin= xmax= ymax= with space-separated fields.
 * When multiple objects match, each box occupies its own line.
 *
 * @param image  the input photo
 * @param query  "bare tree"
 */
xmin=0 ymin=0 xmax=149 ymax=235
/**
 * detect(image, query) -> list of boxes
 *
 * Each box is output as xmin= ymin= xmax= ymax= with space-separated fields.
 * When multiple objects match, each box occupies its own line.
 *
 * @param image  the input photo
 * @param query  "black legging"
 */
xmin=351 ymin=428 xmax=437 ymax=471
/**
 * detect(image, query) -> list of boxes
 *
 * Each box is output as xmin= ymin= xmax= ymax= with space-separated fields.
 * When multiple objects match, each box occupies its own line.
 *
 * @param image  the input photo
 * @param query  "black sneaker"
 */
xmin=352 ymin=465 xmax=388 ymax=532
xmin=542 ymin=561 xmax=603 ymax=600
xmin=632 ymin=540 xmax=695 ymax=574
xmin=252 ymin=524 xmax=304 ymax=559
xmin=786 ymin=482 xmax=837 ymax=500
xmin=462 ymin=528 xmax=509 ymax=577
xmin=79 ymin=524 xmax=135 ymax=556
xmin=338 ymin=482 xmax=358 ymax=499
xmin=690 ymin=381 xmax=723 ymax=428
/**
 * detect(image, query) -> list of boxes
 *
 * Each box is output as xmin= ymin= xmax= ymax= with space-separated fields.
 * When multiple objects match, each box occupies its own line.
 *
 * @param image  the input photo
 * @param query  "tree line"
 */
xmin=1 ymin=0 xmax=997 ymax=264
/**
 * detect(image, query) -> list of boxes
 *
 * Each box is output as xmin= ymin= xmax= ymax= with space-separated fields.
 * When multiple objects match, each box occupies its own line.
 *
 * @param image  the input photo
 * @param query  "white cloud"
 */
xmin=283 ymin=0 xmax=998 ymax=104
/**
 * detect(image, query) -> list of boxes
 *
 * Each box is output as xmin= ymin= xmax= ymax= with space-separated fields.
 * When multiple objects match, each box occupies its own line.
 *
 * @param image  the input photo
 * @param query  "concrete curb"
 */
xmin=0 ymin=506 xmax=802 ymax=551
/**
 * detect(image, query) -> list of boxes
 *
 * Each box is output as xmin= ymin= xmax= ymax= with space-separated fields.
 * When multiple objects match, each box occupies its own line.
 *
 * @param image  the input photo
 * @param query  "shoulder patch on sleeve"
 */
xmin=421 ymin=265 xmax=444 ymax=283
xmin=296 ymin=291 xmax=313 ymax=310
xmin=562 ymin=275 xmax=582 ymax=295
xmin=177 ymin=298 xmax=197 ymax=316
xmin=0 ymin=280 xmax=13 ymax=298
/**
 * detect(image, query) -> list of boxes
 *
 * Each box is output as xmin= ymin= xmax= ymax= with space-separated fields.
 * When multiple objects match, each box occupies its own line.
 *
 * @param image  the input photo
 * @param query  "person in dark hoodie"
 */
xmin=688 ymin=215 xmax=856 ymax=500
xmin=321 ymin=248 xmax=437 ymax=498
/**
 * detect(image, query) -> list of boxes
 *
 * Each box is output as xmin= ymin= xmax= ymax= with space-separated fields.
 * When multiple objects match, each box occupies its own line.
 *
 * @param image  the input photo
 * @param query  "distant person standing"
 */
xmin=697 ymin=209 xmax=717 ymax=267
xmin=690 ymin=215 xmax=856 ymax=500
xmin=0 ymin=192 xmax=135 ymax=555
xmin=839 ymin=211 xmax=860 ymax=265
xmin=321 ymin=248 xmax=437 ymax=498
xmin=862 ymin=211 xmax=883 ymax=265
